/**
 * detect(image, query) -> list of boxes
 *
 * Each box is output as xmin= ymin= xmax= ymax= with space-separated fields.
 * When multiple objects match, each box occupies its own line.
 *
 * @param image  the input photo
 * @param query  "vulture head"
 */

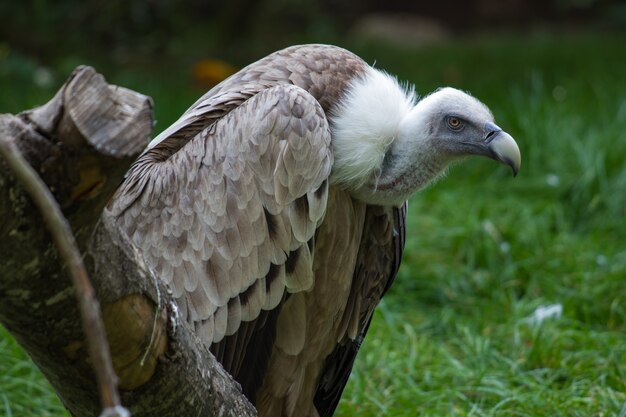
xmin=331 ymin=70 xmax=521 ymax=206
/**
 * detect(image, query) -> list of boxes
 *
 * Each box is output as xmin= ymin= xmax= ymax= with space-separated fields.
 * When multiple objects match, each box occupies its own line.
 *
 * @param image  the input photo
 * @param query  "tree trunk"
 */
xmin=0 ymin=66 xmax=257 ymax=417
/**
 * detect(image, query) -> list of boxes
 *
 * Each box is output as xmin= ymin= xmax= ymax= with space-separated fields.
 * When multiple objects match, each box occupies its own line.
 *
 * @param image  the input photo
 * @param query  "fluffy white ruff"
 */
xmin=329 ymin=67 xmax=415 ymax=189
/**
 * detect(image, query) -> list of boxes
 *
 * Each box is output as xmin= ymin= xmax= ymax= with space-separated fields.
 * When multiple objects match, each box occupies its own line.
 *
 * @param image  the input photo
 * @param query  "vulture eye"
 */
xmin=446 ymin=116 xmax=464 ymax=131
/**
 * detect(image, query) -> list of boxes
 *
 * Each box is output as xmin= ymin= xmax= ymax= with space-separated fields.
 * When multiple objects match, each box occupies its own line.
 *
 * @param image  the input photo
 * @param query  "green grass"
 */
xmin=0 ymin=327 xmax=69 ymax=417
xmin=336 ymin=34 xmax=626 ymax=416
xmin=1 ymin=33 xmax=626 ymax=416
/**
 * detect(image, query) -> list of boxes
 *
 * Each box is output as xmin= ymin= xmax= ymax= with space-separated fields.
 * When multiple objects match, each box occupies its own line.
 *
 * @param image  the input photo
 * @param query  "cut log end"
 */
xmin=62 ymin=294 xmax=168 ymax=391
xmin=102 ymin=294 xmax=169 ymax=390
xmin=22 ymin=65 xmax=153 ymax=159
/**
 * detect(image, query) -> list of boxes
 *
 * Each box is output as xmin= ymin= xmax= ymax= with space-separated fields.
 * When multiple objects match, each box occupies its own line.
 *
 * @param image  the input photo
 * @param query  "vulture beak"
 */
xmin=484 ymin=122 xmax=521 ymax=176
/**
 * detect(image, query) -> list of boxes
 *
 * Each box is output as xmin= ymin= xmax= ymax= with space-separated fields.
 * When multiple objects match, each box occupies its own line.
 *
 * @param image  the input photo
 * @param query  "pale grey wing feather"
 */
xmin=108 ymin=84 xmax=332 ymax=347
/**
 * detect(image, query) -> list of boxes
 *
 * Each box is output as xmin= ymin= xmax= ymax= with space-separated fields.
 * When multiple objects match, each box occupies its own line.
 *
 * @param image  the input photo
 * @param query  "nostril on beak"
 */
xmin=484 ymin=122 xmax=502 ymax=143
xmin=485 ymin=129 xmax=500 ymax=143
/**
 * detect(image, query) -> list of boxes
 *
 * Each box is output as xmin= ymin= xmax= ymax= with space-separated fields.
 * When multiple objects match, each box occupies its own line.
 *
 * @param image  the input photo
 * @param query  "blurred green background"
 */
xmin=1 ymin=1 xmax=626 ymax=416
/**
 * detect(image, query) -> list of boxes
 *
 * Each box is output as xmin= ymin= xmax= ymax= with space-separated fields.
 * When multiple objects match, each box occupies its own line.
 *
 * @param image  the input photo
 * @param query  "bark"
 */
xmin=0 ymin=66 xmax=257 ymax=417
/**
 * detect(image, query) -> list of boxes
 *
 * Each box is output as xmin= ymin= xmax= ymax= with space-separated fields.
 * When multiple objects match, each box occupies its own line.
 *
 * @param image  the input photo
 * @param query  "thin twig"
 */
xmin=0 ymin=137 xmax=130 ymax=417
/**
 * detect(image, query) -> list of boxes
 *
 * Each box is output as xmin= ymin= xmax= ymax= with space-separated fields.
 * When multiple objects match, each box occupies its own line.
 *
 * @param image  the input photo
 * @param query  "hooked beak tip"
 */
xmin=487 ymin=130 xmax=521 ymax=177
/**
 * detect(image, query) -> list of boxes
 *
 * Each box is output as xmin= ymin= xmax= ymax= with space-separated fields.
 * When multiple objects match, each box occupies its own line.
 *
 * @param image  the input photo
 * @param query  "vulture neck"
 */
xmin=329 ymin=67 xmax=448 ymax=207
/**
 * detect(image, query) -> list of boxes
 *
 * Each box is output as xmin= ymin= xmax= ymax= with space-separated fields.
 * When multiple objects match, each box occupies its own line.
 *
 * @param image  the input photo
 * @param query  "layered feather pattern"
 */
xmin=110 ymin=84 xmax=333 ymax=346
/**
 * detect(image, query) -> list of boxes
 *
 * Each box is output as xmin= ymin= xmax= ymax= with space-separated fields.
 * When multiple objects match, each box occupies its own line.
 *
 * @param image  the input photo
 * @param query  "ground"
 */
xmin=1 ymin=33 xmax=625 ymax=417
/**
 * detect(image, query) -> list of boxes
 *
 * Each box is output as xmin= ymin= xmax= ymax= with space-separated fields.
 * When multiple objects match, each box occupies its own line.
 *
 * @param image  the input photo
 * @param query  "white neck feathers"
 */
xmin=329 ymin=68 xmax=416 ymax=190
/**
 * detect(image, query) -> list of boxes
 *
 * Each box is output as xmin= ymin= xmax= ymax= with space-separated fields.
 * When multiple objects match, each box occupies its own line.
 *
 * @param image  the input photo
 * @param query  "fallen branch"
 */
xmin=0 ymin=138 xmax=128 ymax=417
xmin=0 ymin=66 xmax=257 ymax=416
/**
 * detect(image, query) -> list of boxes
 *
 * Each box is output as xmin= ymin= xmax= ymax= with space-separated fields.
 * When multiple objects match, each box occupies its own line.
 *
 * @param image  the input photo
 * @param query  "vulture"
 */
xmin=108 ymin=44 xmax=520 ymax=417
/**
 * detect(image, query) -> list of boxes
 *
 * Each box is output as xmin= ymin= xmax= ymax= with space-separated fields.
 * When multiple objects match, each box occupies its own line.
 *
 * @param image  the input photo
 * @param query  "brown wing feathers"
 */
xmin=212 ymin=296 xmax=287 ymax=400
xmin=314 ymin=203 xmax=407 ymax=417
